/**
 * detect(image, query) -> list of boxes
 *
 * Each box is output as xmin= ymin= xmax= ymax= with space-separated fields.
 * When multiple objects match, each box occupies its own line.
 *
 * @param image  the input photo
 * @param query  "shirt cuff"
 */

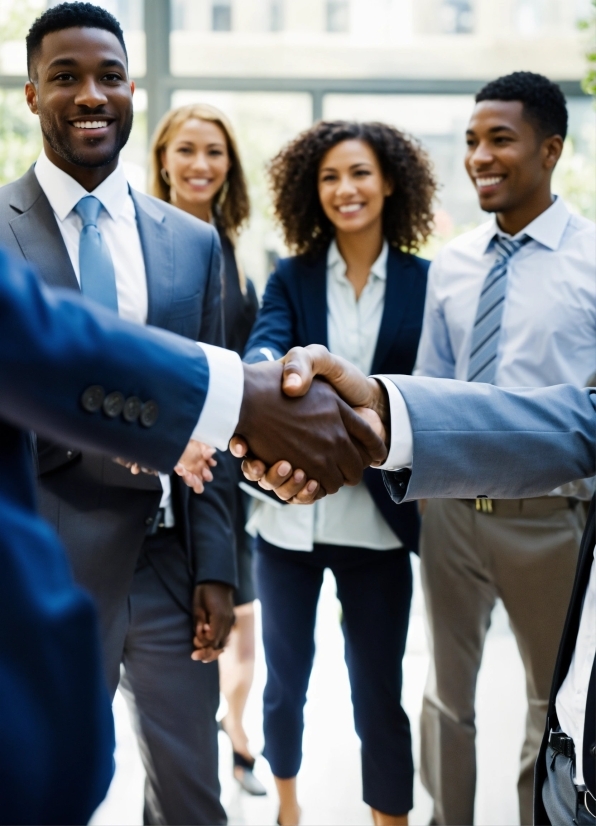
xmin=191 ymin=343 xmax=243 ymax=450
xmin=370 ymin=376 xmax=413 ymax=470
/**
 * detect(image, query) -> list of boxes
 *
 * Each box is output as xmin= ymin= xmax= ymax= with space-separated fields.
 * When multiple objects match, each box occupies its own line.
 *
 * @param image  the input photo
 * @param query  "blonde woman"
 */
xmin=150 ymin=104 xmax=264 ymax=796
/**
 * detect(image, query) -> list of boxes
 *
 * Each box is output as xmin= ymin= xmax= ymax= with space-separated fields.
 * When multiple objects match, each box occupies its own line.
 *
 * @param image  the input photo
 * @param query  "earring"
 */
xmin=160 ymin=168 xmax=171 ymax=185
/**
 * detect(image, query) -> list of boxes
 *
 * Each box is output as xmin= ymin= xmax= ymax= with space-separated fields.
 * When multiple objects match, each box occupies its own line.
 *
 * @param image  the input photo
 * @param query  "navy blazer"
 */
xmin=244 ymin=245 xmax=429 ymax=553
xmin=0 ymin=249 xmax=212 ymax=823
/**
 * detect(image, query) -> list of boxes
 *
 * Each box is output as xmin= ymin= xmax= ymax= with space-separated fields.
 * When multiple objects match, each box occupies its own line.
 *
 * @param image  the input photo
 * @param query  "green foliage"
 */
xmin=579 ymin=0 xmax=596 ymax=97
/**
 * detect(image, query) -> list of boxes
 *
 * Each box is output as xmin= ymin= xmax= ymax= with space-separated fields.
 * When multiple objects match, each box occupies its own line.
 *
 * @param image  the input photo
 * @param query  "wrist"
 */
xmin=369 ymin=378 xmax=391 ymax=445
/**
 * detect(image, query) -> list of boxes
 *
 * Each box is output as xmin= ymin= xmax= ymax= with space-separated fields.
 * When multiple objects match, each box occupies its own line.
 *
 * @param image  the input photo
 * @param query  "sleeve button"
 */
xmin=140 ymin=400 xmax=159 ymax=428
xmin=81 ymin=385 xmax=105 ymax=413
xmin=122 ymin=396 xmax=142 ymax=422
xmin=103 ymin=391 xmax=125 ymax=418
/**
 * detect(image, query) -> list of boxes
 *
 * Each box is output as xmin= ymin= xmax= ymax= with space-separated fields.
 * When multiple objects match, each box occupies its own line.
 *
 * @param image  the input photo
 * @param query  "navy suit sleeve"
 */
xmin=0 ymin=249 xmax=210 ymax=472
xmin=243 ymin=266 xmax=296 ymax=363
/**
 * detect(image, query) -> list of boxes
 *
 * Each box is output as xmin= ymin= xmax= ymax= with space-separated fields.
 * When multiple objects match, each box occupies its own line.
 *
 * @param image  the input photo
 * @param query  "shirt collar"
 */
xmin=327 ymin=238 xmax=388 ymax=284
xmin=34 ymin=149 xmax=130 ymax=223
xmin=480 ymin=195 xmax=570 ymax=254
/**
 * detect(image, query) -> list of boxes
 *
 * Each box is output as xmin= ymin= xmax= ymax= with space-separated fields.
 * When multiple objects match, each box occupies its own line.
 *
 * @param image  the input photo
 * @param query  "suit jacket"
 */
xmin=243 ymin=246 xmax=429 ymax=552
xmin=0 ymin=169 xmax=236 ymax=687
xmin=0 ymin=248 xmax=211 ymax=823
xmin=381 ymin=375 xmax=596 ymax=823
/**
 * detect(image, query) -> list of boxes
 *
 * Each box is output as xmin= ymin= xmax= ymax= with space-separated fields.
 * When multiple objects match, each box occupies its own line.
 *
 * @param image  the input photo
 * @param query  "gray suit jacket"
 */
xmin=381 ymin=375 xmax=596 ymax=826
xmin=0 ymin=168 xmax=236 ymax=689
xmin=382 ymin=376 xmax=596 ymax=503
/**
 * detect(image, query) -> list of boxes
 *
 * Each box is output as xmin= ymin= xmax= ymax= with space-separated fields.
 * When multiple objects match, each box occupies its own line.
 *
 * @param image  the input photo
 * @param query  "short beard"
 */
xmin=39 ymin=108 xmax=134 ymax=169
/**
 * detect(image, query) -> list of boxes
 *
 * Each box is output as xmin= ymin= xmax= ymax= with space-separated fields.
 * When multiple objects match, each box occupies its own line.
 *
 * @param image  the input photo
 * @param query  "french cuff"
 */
xmin=370 ymin=375 xmax=414 ymax=470
xmin=191 ymin=343 xmax=243 ymax=450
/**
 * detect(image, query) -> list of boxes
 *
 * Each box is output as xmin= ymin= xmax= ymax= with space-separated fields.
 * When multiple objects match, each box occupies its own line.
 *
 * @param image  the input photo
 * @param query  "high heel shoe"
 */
xmin=232 ymin=750 xmax=267 ymax=796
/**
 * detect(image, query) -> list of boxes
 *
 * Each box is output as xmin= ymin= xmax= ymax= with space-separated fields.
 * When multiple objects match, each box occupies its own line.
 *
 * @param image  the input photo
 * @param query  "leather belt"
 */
xmin=461 ymin=496 xmax=579 ymax=517
xmin=145 ymin=507 xmax=175 ymax=537
xmin=549 ymin=729 xmax=575 ymax=759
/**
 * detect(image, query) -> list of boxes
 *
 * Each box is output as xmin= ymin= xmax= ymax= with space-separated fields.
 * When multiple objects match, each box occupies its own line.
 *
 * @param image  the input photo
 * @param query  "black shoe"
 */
xmin=233 ymin=751 xmax=267 ymax=796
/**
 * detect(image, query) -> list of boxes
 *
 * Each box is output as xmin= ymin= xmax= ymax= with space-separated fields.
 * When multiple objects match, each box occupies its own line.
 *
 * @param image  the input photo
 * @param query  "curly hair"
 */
xmin=476 ymin=72 xmax=568 ymax=140
xmin=149 ymin=103 xmax=250 ymax=240
xmin=268 ymin=120 xmax=436 ymax=258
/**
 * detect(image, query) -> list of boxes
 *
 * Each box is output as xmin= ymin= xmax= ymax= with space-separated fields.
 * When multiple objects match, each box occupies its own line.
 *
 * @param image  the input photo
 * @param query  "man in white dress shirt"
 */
xmin=410 ymin=72 xmax=595 ymax=825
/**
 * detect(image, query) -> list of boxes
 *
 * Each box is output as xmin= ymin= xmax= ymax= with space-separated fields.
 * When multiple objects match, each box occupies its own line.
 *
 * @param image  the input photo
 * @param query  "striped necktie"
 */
xmin=467 ymin=234 xmax=531 ymax=383
xmin=74 ymin=195 xmax=119 ymax=312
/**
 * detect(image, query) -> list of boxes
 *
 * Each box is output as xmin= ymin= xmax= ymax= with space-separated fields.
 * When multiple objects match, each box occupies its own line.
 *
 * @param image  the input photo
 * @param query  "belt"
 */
xmin=145 ymin=507 xmax=175 ymax=537
xmin=548 ymin=730 xmax=596 ymax=818
xmin=461 ymin=496 xmax=579 ymax=517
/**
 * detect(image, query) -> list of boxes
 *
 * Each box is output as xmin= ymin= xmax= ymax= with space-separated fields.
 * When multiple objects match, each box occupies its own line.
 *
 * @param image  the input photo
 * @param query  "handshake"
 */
xmin=175 ymin=344 xmax=391 ymax=502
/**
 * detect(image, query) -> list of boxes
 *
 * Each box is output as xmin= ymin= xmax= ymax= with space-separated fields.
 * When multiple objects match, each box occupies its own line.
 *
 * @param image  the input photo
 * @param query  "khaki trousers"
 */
xmin=419 ymin=497 xmax=585 ymax=825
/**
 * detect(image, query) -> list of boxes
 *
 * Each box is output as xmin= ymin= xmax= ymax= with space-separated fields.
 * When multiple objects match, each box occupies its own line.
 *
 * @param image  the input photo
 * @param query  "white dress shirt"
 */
xmin=246 ymin=240 xmax=402 ymax=552
xmin=556 ymin=546 xmax=596 ymax=787
xmin=414 ymin=196 xmax=596 ymax=388
xmin=34 ymin=151 xmax=243 ymax=514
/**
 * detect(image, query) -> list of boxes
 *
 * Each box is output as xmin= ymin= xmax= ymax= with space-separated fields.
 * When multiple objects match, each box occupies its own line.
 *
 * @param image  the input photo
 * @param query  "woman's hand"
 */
xmin=174 ymin=440 xmax=217 ymax=494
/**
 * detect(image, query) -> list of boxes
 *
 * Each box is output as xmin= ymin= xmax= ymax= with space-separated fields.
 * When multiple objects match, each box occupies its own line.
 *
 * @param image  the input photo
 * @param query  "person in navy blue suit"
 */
xmin=243 ymin=120 xmax=436 ymax=826
xmin=0 ymin=249 xmax=222 ymax=825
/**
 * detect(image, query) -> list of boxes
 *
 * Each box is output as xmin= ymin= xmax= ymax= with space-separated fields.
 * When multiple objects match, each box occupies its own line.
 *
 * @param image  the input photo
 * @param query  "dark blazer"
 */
xmin=0 ymin=168 xmax=236 ymax=688
xmin=244 ymin=245 xmax=429 ymax=553
xmin=0 ymin=248 xmax=212 ymax=824
xmin=534 ymin=496 xmax=595 ymax=825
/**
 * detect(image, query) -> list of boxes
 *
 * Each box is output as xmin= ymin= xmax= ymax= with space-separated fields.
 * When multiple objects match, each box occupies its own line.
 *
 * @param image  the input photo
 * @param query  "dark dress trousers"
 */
xmin=0 ymin=250 xmax=212 ymax=824
xmin=0 ymin=169 xmax=236 ymax=825
xmin=244 ymin=245 xmax=429 ymax=551
xmin=243 ymin=246 xmax=429 ymax=814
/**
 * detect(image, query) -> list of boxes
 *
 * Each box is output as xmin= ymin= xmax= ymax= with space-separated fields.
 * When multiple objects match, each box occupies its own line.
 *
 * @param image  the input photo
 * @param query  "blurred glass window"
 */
xmin=270 ymin=0 xmax=284 ymax=32
xmin=326 ymin=1 xmax=350 ymax=32
xmin=212 ymin=1 xmax=232 ymax=31
xmin=439 ymin=0 xmax=474 ymax=33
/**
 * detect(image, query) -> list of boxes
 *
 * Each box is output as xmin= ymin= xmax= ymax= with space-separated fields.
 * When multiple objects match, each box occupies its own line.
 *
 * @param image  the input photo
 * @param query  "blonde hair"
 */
xmin=149 ymin=103 xmax=250 ymax=241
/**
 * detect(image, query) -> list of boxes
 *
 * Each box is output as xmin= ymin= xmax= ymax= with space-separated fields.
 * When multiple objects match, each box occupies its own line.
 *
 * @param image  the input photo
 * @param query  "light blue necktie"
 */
xmin=467 ymin=234 xmax=530 ymax=383
xmin=74 ymin=195 xmax=118 ymax=312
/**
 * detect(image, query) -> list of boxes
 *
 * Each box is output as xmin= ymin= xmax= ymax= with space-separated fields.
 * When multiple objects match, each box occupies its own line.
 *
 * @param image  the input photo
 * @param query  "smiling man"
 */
xmin=0 ymin=4 xmax=237 ymax=824
xmin=410 ymin=72 xmax=596 ymax=826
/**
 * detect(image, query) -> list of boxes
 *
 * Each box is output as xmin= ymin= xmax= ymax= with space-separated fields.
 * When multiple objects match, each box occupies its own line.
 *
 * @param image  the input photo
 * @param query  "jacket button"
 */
xmin=66 ymin=450 xmax=73 ymax=459
xmin=140 ymin=400 xmax=159 ymax=428
xmin=81 ymin=385 xmax=105 ymax=413
xmin=103 ymin=391 xmax=125 ymax=418
xmin=122 ymin=396 xmax=142 ymax=423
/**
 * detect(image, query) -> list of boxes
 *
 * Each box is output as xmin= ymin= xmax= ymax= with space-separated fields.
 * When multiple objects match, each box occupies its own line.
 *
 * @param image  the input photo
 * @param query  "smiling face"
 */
xmin=26 ymin=26 xmax=134 ymax=176
xmin=317 ymin=139 xmax=392 ymax=237
xmin=161 ymin=118 xmax=231 ymax=213
xmin=464 ymin=99 xmax=561 ymax=218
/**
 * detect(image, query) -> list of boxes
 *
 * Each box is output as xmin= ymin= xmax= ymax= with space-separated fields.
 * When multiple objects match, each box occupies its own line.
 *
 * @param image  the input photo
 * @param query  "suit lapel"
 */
xmin=8 ymin=168 xmax=78 ymax=290
xmin=371 ymin=247 xmax=414 ymax=374
xmin=131 ymin=190 xmax=173 ymax=328
xmin=300 ymin=255 xmax=328 ymax=348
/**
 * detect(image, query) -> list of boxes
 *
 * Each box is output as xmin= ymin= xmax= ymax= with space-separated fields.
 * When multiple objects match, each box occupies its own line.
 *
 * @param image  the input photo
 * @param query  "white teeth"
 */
xmin=338 ymin=203 xmax=363 ymax=213
xmin=73 ymin=121 xmax=108 ymax=129
xmin=476 ymin=176 xmax=504 ymax=187
xmin=188 ymin=178 xmax=210 ymax=186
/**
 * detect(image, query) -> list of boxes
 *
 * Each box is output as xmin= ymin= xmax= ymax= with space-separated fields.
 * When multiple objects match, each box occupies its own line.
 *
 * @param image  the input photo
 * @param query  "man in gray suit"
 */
xmin=238 ymin=345 xmax=596 ymax=826
xmin=0 ymin=5 xmax=234 ymax=823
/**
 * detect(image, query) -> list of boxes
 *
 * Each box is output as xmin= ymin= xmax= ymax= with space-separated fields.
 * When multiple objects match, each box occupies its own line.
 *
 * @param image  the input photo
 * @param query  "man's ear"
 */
xmin=542 ymin=134 xmax=564 ymax=171
xmin=25 ymin=81 xmax=39 ymax=115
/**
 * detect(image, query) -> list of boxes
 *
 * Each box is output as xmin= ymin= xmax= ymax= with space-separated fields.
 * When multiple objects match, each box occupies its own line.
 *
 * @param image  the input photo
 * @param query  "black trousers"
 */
xmin=255 ymin=536 xmax=414 ymax=815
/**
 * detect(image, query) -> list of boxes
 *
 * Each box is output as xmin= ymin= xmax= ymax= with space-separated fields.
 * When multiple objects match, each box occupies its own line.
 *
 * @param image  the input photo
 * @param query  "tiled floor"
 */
xmin=91 ymin=557 xmax=527 ymax=826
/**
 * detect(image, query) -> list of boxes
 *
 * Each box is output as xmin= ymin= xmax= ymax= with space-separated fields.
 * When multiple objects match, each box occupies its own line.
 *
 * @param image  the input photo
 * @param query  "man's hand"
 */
xmin=234 ymin=360 xmax=387 ymax=496
xmin=191 ymin=582 xmax=235 ymax=662
xmin=232 ymin=346 xmax=390 ymax=503
xmin=174 ymin=440 xmax=217 ymax=494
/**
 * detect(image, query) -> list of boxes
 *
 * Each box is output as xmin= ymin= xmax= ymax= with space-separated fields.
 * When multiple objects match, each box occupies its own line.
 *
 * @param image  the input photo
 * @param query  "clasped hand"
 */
xmin=232 ymin=345 xmax=389 ymax=503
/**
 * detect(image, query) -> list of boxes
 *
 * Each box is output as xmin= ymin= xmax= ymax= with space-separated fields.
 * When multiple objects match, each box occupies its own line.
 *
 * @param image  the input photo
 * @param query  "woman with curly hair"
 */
xmin=150 ymin=104 xmax=266 ymax=797
xmin=243 ymin=120 xmax=437 ymax=825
